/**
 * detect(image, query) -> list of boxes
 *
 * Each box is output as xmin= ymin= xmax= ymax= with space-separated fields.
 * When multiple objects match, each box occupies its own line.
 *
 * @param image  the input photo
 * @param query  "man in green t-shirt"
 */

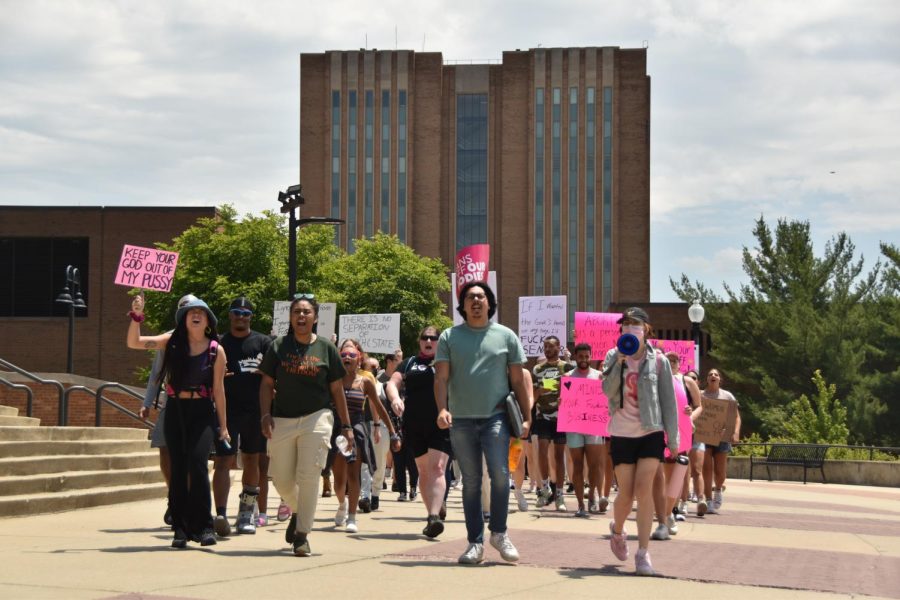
xmin=435 ymin=282 xmax=531 ymax=566
xmin=532 ymin=335 xmax=574 ymax=511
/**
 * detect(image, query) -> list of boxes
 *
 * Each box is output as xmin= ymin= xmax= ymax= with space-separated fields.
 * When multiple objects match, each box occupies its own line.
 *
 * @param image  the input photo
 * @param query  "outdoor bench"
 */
xmin=749 ymin=443 xmax=829 ymax=484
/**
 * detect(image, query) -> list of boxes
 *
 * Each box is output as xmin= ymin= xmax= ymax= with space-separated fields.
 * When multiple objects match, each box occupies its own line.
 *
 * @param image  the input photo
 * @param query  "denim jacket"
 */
xmin=601 ymin=345 xmax=679 ymax=451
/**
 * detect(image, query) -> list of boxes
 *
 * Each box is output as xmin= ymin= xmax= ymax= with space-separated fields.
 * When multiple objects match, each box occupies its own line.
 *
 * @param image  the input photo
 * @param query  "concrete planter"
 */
xmin=727 ymin=455 xmax=900 ymax=487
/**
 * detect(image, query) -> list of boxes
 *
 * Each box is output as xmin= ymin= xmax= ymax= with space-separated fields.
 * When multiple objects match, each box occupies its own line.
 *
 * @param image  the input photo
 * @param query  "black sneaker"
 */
xmin=370 ymin=496 xmax=380 ymax=511
xmin=285 ymin=513 xmax=297 ymax=544
xmin=358 ymin=497 xmax=372 ymax=513
xmin=164 ymin=507 xmax=173 ymax=527
xmin=422 ymin=515 xmax=445 ymax=539
xmin=172 ymin=528 xmax=187 ymax=549
xmin=439 ymin=502 xmax=447 ymax=521
xmin=200 ymin=528 xmax=217 ymax=546
xmin=409 ymin=487 xmax=418 ymax=501
xmin=292 ymin=533 xmax=311 ymax=557
xmin=397 ymin=493 xmax=408 ymax=502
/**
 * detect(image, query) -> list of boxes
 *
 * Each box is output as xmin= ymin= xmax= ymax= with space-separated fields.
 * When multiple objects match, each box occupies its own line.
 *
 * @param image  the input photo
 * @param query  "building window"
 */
xmin=456 ymin=94 xmax=488 ymax=251
xmin=398 ymin=90 xmax=408 ymax=243
xmin=380 ymin=89 xmax=391 ymax=233
xmin=602 ymin=86 xmax=613 ymax=308
xmin=585 ymin=87 xmax=596 ymax=311
xmin=535 ymin=88 xmax=545 ymax=295
xmin=551 ymin=87 xmax=561 ymax=294
xmin=0 ymin=238 xmax=89 ymax=317
xmin=568 ymin=86 xmax=578 ymax=323
xmin=331 ymin=90 xmax=341 ymax=246
xmin=364 ymin=90 xmax=374 ymax=238
xmin=347 ymin=90 xmax=358 ymax=252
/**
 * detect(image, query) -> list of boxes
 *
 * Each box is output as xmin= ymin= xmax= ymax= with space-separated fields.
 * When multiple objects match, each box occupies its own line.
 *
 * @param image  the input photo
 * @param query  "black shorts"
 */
xmin=403 ymin=418 xmax=452 ymax=459
xmin=532 ymin=417 xmax=567 ymax=444
xmin=610 ymin=431 xmax=665 ymax=466
xmin=215 ymin=411 xmax=266 ymax=456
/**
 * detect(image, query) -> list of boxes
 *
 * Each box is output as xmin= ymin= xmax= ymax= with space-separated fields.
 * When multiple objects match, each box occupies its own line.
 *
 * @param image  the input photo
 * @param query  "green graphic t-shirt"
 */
xmin=258 ymin=335 xmax=345 ymax=418
xmin=533 ymin=360 xmax=574 ymax=420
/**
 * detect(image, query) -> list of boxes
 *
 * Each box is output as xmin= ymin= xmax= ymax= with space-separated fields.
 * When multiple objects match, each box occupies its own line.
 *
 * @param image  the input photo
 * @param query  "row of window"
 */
xmin=0 ymin=238 xmax=89 ymax=317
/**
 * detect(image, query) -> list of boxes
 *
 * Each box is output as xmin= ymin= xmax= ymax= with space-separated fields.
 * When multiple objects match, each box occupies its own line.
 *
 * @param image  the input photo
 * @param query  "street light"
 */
xmin=688 ymin=299 xmax=705 ymax=372
xmin=55 ymin=265 xmax=87 ymax=374
xmin=277 ymin=184 xmax=345 ymax=297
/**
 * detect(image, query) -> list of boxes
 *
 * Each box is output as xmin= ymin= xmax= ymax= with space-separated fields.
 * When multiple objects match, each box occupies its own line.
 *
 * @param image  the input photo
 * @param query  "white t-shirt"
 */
xmin=608 ymin=356 xmax=663 ymax=438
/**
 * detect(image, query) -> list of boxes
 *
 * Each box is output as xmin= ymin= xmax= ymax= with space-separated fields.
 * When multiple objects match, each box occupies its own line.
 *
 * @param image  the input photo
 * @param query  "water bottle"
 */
xmin=508 ymin=437 xmax=524 ymax=471
xmin=335 ymin=434 xmax=356 ymax=463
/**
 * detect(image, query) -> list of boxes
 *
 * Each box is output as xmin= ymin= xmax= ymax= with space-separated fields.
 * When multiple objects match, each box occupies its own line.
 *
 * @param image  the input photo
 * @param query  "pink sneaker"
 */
xmin=608 ymin=521 xmax=628 ymax=561
xmin=635 ymin=548 xmax=655 ymax=576
xmin=257 ymin=514 xmax=269 ymax=527
xmin=276 ymin=501 xmax=291 ymax=522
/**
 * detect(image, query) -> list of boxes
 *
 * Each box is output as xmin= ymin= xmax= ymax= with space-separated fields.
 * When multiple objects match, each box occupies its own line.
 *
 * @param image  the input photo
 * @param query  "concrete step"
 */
xmin=0 ymin=482 xmax=167 ymax=517
xmin=0 ymin=439 xmax=151 ymax=458
xmin=0 ymin=467 xmax=163 ymax=496
xmin=0 ymin=415 xmax=40 ymax=426
xmin=0 ymin=426 xmax=149 ymax=441
xmin=0 ymin=452 xmax=158 ymax=477
xmin=0 ymin=405 xmax=18 ymax=416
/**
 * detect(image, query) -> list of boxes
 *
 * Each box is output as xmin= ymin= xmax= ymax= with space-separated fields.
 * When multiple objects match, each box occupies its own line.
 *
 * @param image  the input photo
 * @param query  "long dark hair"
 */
xmin=157 ymin=314 xmax=219 ymax=393
xmin=286 ymin=296 xmax=320 ymax=338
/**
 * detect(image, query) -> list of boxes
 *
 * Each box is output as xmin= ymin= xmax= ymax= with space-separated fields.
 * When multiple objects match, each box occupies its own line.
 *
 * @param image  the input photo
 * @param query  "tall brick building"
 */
xmin=299 ymin=47 xmax=651 ymax=325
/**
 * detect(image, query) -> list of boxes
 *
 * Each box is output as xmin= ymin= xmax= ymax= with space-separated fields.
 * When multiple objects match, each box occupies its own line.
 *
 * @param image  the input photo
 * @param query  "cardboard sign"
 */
xmin=665 ymin=376 xmax=693 ymax=457
xmin=273 ymin=301 xmax=336 ymax=339
xmin=649 ymin=339 xmax=696 ymax=374
xmin=518 ymin=296 xmax=567 ymax=357
xmin=114 ymin=244 xmax=179 ymax=292
xmin=556 ymin=376 xmax=609 ymax=436
xmin=574 ymin=312 xmax=621 ymax=361
xmin=454 ymin=244 xmax=490 ymax=294
xmin=451 ymin=271 xmax=498 ymax=325
xmin=338 ymin=313 xmax=401 ymax=354
xmin=693 ymin=396 xmax=738 ymax=446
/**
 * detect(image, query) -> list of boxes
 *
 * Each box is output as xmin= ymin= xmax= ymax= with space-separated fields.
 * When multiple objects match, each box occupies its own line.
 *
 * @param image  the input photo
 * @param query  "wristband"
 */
xmin=390 ymin=433 xmax=401 ymax=442
xmin=128 ymin=311 xmax=145 ymax=323
xmin=261 ymin=413 xmax=271 ymax=422
xmin=341 ymin=424 xmax=352 ymax=430
xmin=373 ymin=421 xmax=382 ymax=427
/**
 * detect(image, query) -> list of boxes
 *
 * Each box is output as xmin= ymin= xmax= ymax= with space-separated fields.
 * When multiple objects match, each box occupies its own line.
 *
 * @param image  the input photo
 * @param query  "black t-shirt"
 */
xmin=220 ymin=331 xmax=273 ymax=415
xmin=398 ymin=355 xmax=437 ymax=425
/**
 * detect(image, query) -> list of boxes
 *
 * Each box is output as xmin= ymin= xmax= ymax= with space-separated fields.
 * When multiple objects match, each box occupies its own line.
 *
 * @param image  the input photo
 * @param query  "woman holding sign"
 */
xmin=601 ymin=307 xmax=679 ymax=576
xmin=126 ymin=294 xmax=229 ymax=549
xmin=701 ymin=368 xmax=741 ymax=514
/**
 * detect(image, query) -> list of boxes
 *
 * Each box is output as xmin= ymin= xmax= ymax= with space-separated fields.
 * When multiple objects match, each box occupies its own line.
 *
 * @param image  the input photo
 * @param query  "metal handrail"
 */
xmin=734 ymin=442 xmax=900 ymax=461
xmin=95 ymin=383 xmax=153 ymax=428
xmin=0 ymin=378 xmax=35 ymax=418
xmin=0 ymin=358 xmax=66 ymax=424
xmin=62 ymin=385 xmax=152 ymax=430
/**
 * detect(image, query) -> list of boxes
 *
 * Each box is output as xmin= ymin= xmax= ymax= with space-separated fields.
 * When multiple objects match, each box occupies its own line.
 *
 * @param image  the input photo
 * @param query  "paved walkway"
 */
xmin=2 ymin=477 xmax=898 ymax=599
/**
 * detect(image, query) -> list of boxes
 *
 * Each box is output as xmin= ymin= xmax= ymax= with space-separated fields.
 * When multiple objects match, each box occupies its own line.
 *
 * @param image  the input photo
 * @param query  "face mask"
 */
xmin=622 ymin=324 xmax=645 ymax=340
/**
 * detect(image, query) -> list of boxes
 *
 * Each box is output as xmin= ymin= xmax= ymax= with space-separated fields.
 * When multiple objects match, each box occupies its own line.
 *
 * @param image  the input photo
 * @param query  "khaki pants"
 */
xmin=268 ymin=409 xmax=333 ymax=534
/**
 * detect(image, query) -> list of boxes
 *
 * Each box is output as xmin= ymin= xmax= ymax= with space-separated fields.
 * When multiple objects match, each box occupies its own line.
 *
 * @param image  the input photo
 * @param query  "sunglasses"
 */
xmin=420 ymin=335 xmax=439 ymax=341
xmin=230 ymin=309 xmax=252 ymax=317
xmin=340 ymin=351 xmax=359 ymax=359
xmin=464 ymin=293 xmax=487 ymax=301
xmin=293 ymin=293 xmax=316 ymax=301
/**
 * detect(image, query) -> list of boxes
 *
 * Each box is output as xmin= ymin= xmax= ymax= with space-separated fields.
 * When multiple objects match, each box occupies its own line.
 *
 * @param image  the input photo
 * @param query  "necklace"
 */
xmin=292 ymin=335 xmax=311 ymax=359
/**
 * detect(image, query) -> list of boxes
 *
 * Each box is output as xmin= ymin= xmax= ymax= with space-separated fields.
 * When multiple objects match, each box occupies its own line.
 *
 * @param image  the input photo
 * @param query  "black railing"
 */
xmin=734 ymin=442 xmax=900 ymax=461
xmin=62 ymin=384 xmax=152 ymax=430
xmin=0 ymin=378 xmax=35 ymax=418
xmin=0 ymin=358 xmax=66 ymax=424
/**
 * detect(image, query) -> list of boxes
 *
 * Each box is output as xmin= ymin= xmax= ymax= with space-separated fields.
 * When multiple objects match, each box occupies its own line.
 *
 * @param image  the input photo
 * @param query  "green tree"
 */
xmin=321 ymin=232 xmax=452 ymax=353
xmin=670 ymin=217 xmax=883 ymax=441
xmin=779 ymin=370 xmax=849 ymax=444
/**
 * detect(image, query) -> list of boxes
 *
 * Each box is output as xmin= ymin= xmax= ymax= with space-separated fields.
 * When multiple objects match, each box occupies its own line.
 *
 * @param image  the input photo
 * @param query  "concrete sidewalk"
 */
xmin=1 ymin=477 xmax=898 ymax=599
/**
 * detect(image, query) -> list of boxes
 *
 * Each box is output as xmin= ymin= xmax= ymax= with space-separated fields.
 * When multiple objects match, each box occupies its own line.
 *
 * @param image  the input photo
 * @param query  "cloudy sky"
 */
xmin=2 ymin=0 xmax=898 ymax=301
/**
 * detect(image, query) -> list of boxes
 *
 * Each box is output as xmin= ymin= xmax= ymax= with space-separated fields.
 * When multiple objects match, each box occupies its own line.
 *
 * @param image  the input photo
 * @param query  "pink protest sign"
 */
xmin=574 ymin=312 xmax=621 ymax=361
xmin=649 ymin=339 xmax=696 ymax=374
xmin=455 ymin=244 xmax=490 ymax=296
xmin=114 ymin=244 xmax=179 ymax=292
xmin=665 ymin=375 xmax=693 ymax=457
xmin=556 ymin=376 xmax=609 ymax=436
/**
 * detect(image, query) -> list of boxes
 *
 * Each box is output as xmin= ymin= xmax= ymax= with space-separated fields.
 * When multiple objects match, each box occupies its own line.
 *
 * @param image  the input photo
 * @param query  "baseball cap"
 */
xmin=617 ymin=307 xmax=650 ymax=324
xmin=229 ymin=297 xmax=254 ymax=312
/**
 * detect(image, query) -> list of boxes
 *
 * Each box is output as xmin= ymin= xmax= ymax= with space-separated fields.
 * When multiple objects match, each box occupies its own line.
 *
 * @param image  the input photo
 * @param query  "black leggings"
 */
xmin=392 ymin=443 xmax=419 ymax=493
xmin=164 ymin=397 xmax=215 ymax=537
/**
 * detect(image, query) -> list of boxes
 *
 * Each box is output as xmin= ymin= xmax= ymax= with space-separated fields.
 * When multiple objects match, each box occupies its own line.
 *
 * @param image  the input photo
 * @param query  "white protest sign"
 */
xmin=518 ymin=295 xmax=567 ymax=357
xmin=338 ymin=313 xmax=401 ymax=354
xmin=451 ymin=271 xmax=498 ymax=326
xmin=272 ymin=301 xmax=336 ymax=338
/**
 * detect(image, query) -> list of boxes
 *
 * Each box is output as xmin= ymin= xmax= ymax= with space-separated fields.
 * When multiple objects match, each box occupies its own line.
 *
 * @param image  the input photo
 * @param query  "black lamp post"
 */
xmin=278 ymin=184 xmax=345 ymax=297
xmin=55 ymin=265 xmax=87 ymax=374
xmin=688 ymin=299 xmax=705 ymax=372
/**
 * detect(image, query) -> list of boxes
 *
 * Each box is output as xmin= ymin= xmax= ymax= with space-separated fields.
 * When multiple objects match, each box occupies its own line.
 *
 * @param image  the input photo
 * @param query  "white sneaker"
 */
xmin=334 ymin=498 xmax=348 ymax=527
xmin=651 ymin=523 xmax=670 ymax=541
xmin=489 ymin=532 xmax=519 ymax=562
xmin=635 ymin=548 xmax=656 ymax=576
xmin=713 ymin=488 xmax=724 ymax=511
xmin=458 ymin=542 xmax=485 ymax=564
xmin=515 ymin=488 xmax=529 ymax=512
xmin=666 ymin=514 xmax=679 ymax=535
xmin=536 ymin=486 xmax=551 ymax=508
xmin=598 ymin=496 xmax=610 ymax=513
xmin=554 ymin=491 xmax=567 ymax=512
xmin=345 ymin=518 xmax=358 ymax=533
xmin=678 ymin=499 xmax=688 ymax=515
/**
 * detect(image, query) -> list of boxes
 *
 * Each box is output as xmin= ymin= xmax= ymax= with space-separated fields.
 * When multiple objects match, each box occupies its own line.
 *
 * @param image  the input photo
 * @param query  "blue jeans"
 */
xmin=449 ymin=413 xmax=510 ymax=544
